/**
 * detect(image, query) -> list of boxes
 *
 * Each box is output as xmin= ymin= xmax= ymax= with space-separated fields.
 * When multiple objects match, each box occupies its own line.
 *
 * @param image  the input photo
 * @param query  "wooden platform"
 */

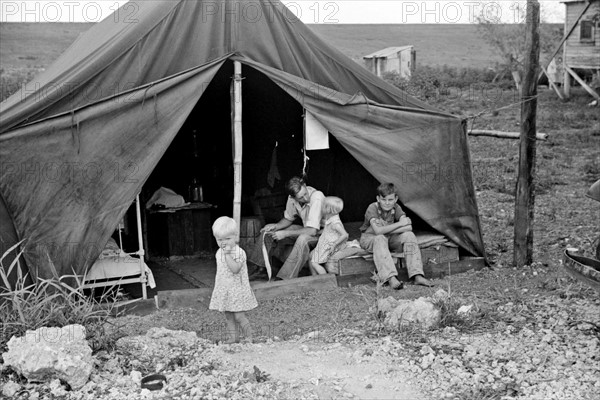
xmin=157 ymin=274 xmax=338 ymax=309
xmin=335 ymin=256 xmax=486 ymax=287
xmin=153 ymin=255 xmax=487 ymax=309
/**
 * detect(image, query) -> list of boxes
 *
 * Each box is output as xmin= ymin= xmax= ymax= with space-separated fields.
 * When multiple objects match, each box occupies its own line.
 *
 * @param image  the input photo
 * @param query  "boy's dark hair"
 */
xmin=286 ymin=176 xmax=305 ymax=196
xmin=377 ymin=183 xmax=397 ymax=197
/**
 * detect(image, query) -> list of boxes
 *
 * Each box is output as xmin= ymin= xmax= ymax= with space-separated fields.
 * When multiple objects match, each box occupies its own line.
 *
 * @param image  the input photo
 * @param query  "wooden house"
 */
xmin=550 ymin=0 xmax=600 ymax=99
xmin=363 ymin=46 xmax=416 ymax=79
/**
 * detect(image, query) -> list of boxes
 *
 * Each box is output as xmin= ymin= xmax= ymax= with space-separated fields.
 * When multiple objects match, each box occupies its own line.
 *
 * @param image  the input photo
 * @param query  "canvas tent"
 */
xmin=0 ymin=0 xmax=486 ymax=284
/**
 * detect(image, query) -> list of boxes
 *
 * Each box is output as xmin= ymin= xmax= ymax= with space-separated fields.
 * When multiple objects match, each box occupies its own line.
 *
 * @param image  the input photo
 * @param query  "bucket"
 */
xmin=239 ymin=216 xmax=264 ymax=253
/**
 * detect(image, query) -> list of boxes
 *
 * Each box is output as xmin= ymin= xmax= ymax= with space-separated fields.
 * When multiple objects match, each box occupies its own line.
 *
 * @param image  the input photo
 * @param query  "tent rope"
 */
xmin=153 ymin=94 xmax=159 ymax=125
xmin=302 ymin=148 xmax=310 ymax=181
xmin=70 ymin=110 xmax=80 ymax=154
xmin=465 ymin=94 xmax=540 ymax=131
xmin=141 ymin=84 xmax=155 ymax=109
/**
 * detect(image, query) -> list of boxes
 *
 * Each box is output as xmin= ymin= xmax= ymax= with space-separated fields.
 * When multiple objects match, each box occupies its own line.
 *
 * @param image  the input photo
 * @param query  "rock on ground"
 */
xmin=378 ymin=290 xmax=447 ymax=329
xmin=2 ymin=324 xmax=93 ymax=390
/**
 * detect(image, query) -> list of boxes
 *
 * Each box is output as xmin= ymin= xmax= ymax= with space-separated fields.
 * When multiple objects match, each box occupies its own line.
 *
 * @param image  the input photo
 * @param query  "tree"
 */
xmin=476 ymin=2 xmax=562 ymax=86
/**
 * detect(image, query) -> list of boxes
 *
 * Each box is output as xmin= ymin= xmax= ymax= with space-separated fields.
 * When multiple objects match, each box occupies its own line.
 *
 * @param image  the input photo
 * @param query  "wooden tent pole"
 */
xmin=232 ymin=61 xmax=243 ymax=235
xmin=135 ymin=194 xmax=147 ymax=299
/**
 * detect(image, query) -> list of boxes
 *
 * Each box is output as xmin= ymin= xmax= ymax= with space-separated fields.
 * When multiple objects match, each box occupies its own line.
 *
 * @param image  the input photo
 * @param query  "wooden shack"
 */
xmin=548 ymin=0 xmax=600 ymax=99
xmin=363 ymin=46 xmax=416 ymax=79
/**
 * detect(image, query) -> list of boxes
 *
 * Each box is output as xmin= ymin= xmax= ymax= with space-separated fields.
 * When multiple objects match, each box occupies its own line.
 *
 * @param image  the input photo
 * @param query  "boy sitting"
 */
xmin=359 ymin=183 xmax=433 ymax=288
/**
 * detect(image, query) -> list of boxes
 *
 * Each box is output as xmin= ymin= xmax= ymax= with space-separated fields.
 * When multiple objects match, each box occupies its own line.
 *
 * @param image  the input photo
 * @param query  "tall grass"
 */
xmin=384 ymin=65 xmax=513 ymax=103
xmin=0 ymin=241 xmax=121 ymax=352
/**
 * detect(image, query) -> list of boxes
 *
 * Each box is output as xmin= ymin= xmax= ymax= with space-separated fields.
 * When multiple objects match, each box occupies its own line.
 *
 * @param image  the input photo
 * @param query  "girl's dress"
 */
xmin=311 ymin=214 xmax=347 ymax=263
xmin=209 ymin=246 xmax=258 ymax=312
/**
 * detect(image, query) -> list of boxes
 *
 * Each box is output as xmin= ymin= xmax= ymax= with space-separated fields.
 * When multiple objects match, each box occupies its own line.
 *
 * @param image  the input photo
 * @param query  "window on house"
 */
xmin=580 ymin=20 xmax=595 ymax=43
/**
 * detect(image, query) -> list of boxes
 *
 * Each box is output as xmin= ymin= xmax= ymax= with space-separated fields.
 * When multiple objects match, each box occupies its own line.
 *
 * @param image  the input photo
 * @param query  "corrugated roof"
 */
xmin=363 ymin=46 xmax=413 ymax=59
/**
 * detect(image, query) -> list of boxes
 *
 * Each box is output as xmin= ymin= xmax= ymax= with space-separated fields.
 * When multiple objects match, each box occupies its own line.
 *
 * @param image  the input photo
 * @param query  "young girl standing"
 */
xmin=209 ymin=216 xmax=258 ymax=344
xmin=309 ymin=196 xmax=349 ymax=275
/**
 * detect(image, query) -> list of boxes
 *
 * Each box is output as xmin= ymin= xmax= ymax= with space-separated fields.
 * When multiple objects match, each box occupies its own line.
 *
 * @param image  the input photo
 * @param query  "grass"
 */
xmin=0 ymin=241 xmax=122 ymax=353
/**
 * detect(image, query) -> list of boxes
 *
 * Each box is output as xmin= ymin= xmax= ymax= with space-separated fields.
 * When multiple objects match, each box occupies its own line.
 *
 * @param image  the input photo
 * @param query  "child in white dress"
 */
xmin=309 ymin=197 xmax=349 ymax=275
xmin=209 ymin=216 xmax=258 ymax=344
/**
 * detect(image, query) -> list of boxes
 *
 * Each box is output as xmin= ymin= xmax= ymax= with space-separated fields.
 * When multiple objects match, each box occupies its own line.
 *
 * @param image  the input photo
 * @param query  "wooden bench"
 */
xmin=325 ymin=243 xmax=485 ymax=287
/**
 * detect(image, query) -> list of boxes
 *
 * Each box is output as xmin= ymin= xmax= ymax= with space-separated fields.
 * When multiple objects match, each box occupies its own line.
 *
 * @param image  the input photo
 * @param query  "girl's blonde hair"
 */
xmin=212 ymin=216 xmax=238 ymax=237
xmin=322 ymin=196 xmax=344 ymax=215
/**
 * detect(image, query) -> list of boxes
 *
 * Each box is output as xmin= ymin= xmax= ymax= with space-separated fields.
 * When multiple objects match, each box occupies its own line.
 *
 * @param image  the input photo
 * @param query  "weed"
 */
xmin=0 ymin=241 xmax=120 ymax=353
xmin=581 ymin=158 xmax=599 ymax=183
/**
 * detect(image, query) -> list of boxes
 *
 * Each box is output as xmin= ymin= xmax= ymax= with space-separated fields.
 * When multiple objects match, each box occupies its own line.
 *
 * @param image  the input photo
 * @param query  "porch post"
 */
xmin=232 ymin=61 xmax=243 ymax=235
xmin=562 ymin=14 xmax=570 ymax=99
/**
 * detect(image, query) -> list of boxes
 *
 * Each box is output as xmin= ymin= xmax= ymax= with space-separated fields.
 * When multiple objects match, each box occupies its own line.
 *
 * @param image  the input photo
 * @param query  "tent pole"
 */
xmin=232 ymin=61 xmax=243 ymax=236
xmin=135 ymin=194 xmax=147 ymax=299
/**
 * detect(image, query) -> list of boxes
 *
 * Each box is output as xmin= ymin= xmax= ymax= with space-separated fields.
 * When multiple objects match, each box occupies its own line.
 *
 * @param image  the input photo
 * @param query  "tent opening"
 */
xmin=128 ymin=60 xmax=432 ymax=257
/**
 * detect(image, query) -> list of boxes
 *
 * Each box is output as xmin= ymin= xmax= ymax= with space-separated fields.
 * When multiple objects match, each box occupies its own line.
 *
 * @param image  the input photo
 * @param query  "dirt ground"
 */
xmin=214 ymin=339 xmax=425 ymax=400
xmin=106 ymin=87 xmax=600 ymax=400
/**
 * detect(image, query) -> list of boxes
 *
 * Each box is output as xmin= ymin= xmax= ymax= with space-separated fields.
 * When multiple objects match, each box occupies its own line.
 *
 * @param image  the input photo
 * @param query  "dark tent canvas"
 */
xmin=0 ymin=0 xmax=485 ymax=282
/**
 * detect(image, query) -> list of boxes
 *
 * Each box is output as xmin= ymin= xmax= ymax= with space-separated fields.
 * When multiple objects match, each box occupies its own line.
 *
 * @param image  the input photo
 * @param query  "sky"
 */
xmin=0 ymin=0 xmax=565 ymax=24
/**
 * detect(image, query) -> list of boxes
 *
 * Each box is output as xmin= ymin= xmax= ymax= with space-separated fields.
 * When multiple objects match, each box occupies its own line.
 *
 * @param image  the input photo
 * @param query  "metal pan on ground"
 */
xmin=563 ymin=250 xmax=600 ymax=293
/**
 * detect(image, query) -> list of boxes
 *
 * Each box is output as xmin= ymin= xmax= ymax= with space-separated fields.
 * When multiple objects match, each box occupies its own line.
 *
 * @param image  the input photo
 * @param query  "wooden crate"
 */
xmin=336 ymin=253 xmax=404 ymax=276
xmin=420 ymin=245 xmax=459 ymax=264
xmin=337 ymin=257 xmax=486 ymax=287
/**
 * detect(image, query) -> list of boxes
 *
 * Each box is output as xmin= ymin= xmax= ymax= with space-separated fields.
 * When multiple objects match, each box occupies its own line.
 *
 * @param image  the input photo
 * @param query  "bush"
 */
xmin=0 ymin=241 xmax=121 ymax=353
xmin=384 ymin=65 xmax=514 ymax=102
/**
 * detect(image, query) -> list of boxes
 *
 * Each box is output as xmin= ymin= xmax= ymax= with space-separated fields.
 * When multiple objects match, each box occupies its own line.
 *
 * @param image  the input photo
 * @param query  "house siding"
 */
xmin=564 ymin=0 xmax=600 ymax=68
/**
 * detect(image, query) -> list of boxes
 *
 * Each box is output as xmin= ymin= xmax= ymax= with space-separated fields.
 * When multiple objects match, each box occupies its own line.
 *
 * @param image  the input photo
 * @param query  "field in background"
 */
xmin=0 ymin=22 xmax=93 ymax=68
xmin=309 ymin=23 xmax=499 ymax=67
xmin=0 ymin=22 xmax=561 ymax=71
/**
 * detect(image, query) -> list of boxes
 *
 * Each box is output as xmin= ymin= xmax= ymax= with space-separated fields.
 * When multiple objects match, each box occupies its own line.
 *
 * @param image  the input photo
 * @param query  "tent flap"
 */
xmin=0 ymin=61 xmax=223 ymax=278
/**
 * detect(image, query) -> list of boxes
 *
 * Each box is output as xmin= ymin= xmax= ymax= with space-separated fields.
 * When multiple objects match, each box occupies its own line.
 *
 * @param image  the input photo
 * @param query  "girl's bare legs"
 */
xmin=309 ymin=261 xmax=327 ymax=275
xmin=224 ymin=312 xmax=239 ymax=344
xmin=234 ymin=312 xmax=253 ymax=343
xmin=308 ymin=261 xmax=318 ymax=275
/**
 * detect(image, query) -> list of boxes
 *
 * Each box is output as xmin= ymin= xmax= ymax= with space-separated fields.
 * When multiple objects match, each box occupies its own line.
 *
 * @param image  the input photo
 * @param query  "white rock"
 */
xmin=2 ymin=381 xmax=20 ymax=397
xmin=432 ymin=289 xmax=449 ymax=302
xmin=130 ymin=370 xmax=143 ymax=386
xmin=2 ymin=324 xmax=93 ymax=389
xmin=49 ymin=379 xmax=68 ymax=396
xmin=421 ymin=353 xmax=435 ymax=369
xmin=457 ymin=305 xmax=473 ymax=315
xmin=379 ymin=297 xmax=441 ymax=329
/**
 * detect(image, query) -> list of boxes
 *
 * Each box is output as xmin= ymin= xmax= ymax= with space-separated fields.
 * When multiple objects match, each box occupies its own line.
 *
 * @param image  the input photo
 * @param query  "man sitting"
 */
xmin=251 ymin=176 xmax=324 ymax=280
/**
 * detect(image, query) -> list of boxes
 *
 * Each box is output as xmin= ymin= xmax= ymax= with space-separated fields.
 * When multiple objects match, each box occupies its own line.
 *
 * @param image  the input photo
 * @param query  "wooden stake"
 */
xmin=514 ymin=0 xmax=540 ymax=268
xmin=232 ymin=61 xmax=243 ymax=234
xmin=469 ymin=130 xmax=548 ymax=141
